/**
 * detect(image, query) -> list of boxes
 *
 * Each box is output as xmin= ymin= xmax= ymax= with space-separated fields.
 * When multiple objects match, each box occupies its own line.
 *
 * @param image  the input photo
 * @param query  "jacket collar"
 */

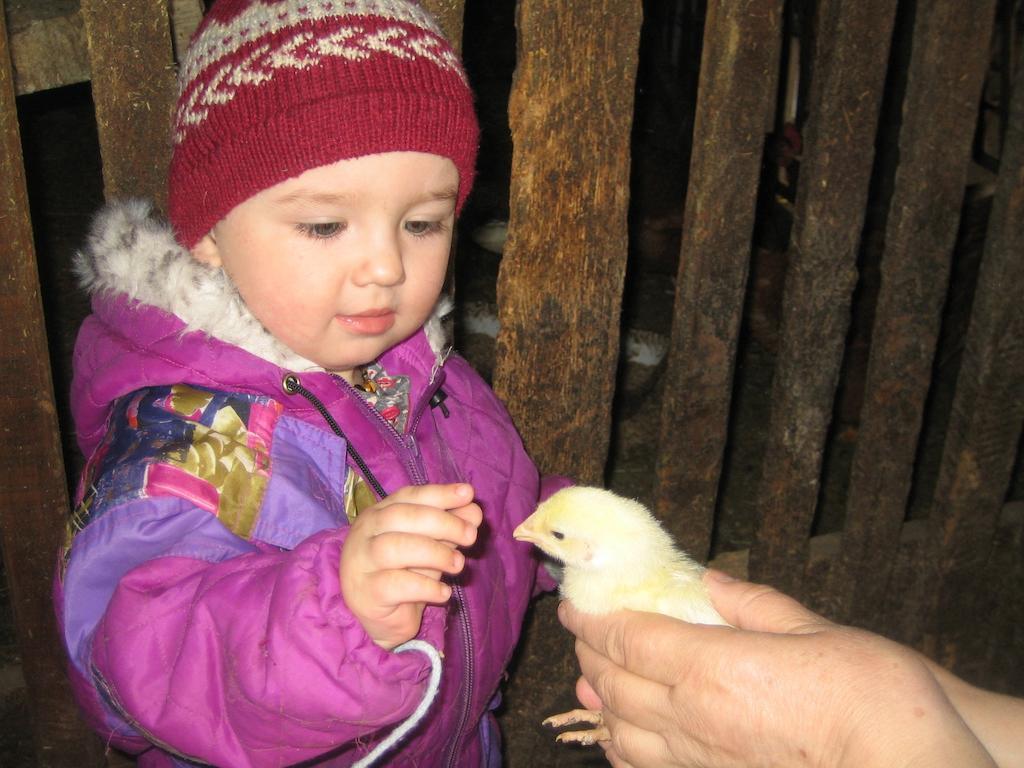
xmin=75 ymin=199 xmax=453 ymax=372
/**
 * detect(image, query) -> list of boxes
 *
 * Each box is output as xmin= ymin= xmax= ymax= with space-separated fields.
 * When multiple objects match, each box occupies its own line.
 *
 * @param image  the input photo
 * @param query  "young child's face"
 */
xmin=192 ymin=152 xmax=458 ymax=381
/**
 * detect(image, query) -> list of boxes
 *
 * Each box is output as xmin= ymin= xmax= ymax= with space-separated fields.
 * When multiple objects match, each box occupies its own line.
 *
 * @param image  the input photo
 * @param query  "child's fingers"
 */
xmin=365 ymin=503 xmax=478 ymax=548
xmin=369 ymin=568 xmax=454 ymax=607
xmin=368 ymin=531 xmax=467 ymax=575
xmin=449 ymin=501 xmax=483 ymax=529
xmin=380 ymin=483 xmax=476 ymax=513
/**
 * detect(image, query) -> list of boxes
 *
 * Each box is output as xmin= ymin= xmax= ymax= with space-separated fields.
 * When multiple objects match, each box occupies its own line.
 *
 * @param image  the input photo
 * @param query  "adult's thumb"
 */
xmin=703 ymin=571 xmax=831 ymax=634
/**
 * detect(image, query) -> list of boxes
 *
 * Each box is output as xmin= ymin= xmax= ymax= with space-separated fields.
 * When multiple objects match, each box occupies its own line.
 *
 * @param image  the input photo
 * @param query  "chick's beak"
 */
xmin=512 ymin=520 xmax=539 ymax=544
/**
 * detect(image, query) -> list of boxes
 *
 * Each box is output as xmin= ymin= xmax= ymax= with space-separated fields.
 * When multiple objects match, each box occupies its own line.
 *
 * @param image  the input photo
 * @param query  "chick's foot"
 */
xmin=543 ymin=709 xmax=610 ymax=745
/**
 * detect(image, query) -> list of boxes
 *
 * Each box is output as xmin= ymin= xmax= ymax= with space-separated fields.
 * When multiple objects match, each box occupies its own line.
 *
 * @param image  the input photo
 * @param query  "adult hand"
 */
xmin=559 ymin=571 xmax=996 ymax=768
xmin=341 ymin=483 xmax=480 ymax=649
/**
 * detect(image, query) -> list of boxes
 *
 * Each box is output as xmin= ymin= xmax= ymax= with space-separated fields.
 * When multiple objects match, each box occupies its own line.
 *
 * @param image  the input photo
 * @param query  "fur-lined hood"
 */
xmin=74 ymin=199 xmax=452 ymax=372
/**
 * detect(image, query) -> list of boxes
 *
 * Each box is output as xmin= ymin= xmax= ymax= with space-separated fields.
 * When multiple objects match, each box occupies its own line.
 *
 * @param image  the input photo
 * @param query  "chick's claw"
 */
xmin=543 ymin=708 xmax=610 ymax=745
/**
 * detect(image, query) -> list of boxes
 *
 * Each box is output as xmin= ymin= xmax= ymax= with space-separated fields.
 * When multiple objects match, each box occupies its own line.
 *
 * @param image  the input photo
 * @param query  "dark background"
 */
xmin=2 ymin=0 xmax=1022 ymax=765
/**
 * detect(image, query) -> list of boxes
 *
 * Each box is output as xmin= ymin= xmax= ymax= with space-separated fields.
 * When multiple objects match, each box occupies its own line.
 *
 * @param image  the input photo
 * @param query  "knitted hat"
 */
xmin=168 ymin=0 xmax=479 ymax=248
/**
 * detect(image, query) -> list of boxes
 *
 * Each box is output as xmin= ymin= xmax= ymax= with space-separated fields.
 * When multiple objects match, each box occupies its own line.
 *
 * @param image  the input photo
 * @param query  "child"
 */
xmin=55 ymin=1 xmax=566 ymax=765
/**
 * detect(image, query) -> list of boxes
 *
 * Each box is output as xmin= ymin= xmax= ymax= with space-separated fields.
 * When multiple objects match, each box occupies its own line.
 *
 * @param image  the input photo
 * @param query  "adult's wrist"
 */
xmin=838 ymin=652 xmax=996 ymax=768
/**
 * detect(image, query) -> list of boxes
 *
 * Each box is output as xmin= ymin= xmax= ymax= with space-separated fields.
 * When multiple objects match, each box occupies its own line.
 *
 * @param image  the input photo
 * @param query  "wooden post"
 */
xmin=494 ymin=0 xmax=642 ymax=483
xmin=421 ymin=0 xmax=464 ymax=52
xmin=928 ymin=44 xmax=1024 ymax=676
xmin=653 ymin=0 xmax=783 ymax=560
xmin=748 ymin=0 xmax=899 ymax=597
xmin=0 ymin=2 xmax=105 ymax=764
xmin=831 ymin=0 xmax=997 ymax=628
xmin=80 ymin=0 xmax=177 ymax=209
xmin=982 ymin=503 xmax=1024 ymax=693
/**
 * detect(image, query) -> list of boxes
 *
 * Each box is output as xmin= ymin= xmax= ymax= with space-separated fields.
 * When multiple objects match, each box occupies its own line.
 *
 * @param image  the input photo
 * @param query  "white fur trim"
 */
xmin=76 ymin=199 xmax=451 ymax=370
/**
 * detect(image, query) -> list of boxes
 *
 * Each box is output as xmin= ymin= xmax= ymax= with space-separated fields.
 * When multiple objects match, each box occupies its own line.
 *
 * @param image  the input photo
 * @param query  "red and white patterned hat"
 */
xmin=168 ymin=0 xmax=479 ymax=248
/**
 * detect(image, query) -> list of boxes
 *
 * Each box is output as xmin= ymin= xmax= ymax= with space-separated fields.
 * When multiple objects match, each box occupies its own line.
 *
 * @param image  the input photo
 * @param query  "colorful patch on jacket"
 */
xmin=70 ymin=385 xmax=283 ymax=544
xmin=357 ymin=362 xmax=410 ymax=432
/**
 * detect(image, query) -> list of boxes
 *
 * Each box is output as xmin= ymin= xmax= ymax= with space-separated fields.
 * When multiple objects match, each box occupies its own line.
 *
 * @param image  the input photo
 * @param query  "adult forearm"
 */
xmin=926 ymin=660 xmax=1024 ymax=768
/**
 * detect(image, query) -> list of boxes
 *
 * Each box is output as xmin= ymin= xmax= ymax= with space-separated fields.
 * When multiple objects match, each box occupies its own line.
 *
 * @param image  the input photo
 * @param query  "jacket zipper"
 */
xmin=282 ymin=372 xmax=476 ymax=764
xmin=282 ymin=374 xmax=388 ymax=497
xmin=444 ymin=583 xmax=475 ymax=768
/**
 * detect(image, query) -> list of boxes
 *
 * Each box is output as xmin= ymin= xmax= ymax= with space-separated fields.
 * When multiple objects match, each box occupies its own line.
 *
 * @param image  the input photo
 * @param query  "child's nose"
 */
xmin=354 ymin=231 xmax=405 ymax=286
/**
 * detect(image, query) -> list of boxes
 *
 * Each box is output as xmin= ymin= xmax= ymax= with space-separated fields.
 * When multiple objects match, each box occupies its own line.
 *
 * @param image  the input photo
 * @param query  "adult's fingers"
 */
xmin=702 ymin=571 xmax=830 ymax=634
xmin=575 ymin=675 xmax=603 ymax=711
xmin=559 ymin=602 xmax=727 ymax=686
xmin=574 ymin=637 xmax=679 ymax=735
xmin=600 ymin=705 xmax=676 ymax=768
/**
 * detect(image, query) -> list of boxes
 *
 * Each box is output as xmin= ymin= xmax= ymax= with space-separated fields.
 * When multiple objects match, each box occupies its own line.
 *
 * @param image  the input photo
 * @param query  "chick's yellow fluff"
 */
xmin=514 ymin=486 xmax=727 ymax=626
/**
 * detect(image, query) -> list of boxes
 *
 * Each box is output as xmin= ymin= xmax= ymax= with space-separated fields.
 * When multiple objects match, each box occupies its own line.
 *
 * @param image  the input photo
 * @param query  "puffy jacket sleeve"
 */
xmin=59 ymin=391 xmax=442 ymax=768
xmin=89 ymin=520 xmax=437 ymax=766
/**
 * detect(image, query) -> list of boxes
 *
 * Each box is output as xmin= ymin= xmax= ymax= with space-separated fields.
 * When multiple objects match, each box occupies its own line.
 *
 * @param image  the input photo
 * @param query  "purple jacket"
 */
xmin=56 ymin=201 xmax=564 ymax=767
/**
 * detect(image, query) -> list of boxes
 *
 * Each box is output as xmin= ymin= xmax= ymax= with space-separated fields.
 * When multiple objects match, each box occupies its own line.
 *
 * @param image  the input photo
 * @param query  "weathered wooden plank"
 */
xmin=981 ymin=502 xmax=1024 ymax=694
xmin=879 ymin=518 xmax=934 ymax=650
xmin=80 ymin=0 xmax=177 ymax=208
xmin=747 ymin=0 xmax=899 ymax=597
xmin=832 ymin=0 xmax=997 ymax=629
xmin=801 ymin=531 xmax=841 ymax=616
xmin=652 ymin=0 xmax=782 ymax=560
xmin=420 ymin=0 xmax=464 ymax=52
xmin=0 ymin=3 xmax=104 ymax=765
xmin=421 ymin=0 xmax=464 ymax=296
xmin=6 ymin=0 xmax=202 ymax=96
xmin=168 ymin=0 xmax=204 ymax=61
xmin=494 ymin=0 xmax=642 ymax=483
xmin=5 ymin=0 xmax=89 ymax=95
xmin=929 ymin=44 xmax=1024 ymax=669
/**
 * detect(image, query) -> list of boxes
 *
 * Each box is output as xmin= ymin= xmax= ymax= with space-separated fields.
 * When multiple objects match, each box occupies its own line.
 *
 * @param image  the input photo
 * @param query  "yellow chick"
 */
xmin=513 ymin=486 xmax=729 ymax=745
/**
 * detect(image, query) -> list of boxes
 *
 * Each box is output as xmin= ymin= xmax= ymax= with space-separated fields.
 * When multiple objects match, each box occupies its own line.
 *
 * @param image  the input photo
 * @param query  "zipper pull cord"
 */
xmin=283 ymin=374 xmax=445 ymax=766
xmin=282 ymin=374 xmax=387 ymax=499
xmin=351 ymin=640 xmax=443 ymax=768
xmin=429 ymin=387 xmax=450 ymax=418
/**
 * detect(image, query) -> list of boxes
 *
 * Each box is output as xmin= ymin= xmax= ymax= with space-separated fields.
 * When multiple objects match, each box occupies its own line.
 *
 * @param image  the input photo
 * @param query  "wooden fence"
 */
xmin=0 ymin=0 xmax=1021 ymax=765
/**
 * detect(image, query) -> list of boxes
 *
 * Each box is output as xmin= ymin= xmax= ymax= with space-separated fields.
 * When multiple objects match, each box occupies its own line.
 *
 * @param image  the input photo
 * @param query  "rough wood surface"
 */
xmin=420 ymin=0 xmax=463 ymax=52
xmin=168 ymin=0 xmax=204 ymax=61
xmin=0 ymin=4 xmax=104 ymax=764
xmin=831 ymin=0 xmax=997 ymax=628
xmin=880 ymin=518 xmax=933 ymax=650
xmin=4 ymin=0 xmax=88 ymax=95
xmin=748 ymin=0 xmax=899 ymax=597
xmin=494 ymin=0 xmax=642 ymax=483
xmin=80 ymin=0 xmax=177 ymax=209
xmin=928 ymin=46 xmax=1024 ymax=673
xmin=652 ymin=0 xmax=782 ymax=560
xmin=982 ymin=503 xmax=1024 ymax=693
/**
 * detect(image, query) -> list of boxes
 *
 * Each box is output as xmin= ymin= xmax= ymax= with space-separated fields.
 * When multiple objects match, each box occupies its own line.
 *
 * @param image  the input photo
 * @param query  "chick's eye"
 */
xmin=298 ymin=222 xmax=344 ymax=239
xmin=551 ymin=531 xmax=565 ymax=540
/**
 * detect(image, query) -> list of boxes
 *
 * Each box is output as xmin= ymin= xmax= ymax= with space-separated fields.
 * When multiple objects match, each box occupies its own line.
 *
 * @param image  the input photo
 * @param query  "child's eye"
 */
xmin=297 ymin=222 xmax=344 ymax=239
xmin=404 ymin=220 xmax=446 ymax=237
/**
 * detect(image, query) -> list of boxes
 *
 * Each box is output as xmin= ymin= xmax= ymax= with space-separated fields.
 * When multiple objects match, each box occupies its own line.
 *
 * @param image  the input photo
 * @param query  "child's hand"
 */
xmin=340 ymin=483 xmax=481 ymax=650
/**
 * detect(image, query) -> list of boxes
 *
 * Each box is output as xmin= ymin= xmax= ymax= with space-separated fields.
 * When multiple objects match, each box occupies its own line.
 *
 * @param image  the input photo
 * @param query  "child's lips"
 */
xmin=337 ymin=309 xmax=396 ymax=335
